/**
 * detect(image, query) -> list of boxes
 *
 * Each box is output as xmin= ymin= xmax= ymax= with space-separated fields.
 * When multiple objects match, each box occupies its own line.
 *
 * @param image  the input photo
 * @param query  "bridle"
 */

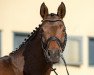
xmin=40 ymin=19 xmax=69 ymax=75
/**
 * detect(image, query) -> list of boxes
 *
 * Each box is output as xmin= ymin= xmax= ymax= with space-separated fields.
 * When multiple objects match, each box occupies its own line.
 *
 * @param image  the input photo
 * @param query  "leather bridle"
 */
xmin=40 ymin=19 xmax=69 ymax=75
xmin=41 ymin=19 xmax=67 ymax=62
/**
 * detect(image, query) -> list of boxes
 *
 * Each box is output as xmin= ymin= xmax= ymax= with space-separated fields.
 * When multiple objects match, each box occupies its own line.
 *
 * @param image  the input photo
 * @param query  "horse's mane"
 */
xmin=9 ymin=24 xmax=42 ymax=55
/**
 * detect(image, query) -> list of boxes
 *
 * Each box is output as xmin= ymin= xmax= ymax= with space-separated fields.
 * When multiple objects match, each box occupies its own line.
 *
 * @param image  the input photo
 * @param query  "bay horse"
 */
xmin=0 ymin=2 xmax=68 ymax=75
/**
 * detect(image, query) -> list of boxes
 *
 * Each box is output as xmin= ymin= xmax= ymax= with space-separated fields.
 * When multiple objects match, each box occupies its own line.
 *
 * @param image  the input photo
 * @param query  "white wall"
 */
xmin=0 ymin=0 xmax=94 ymax=75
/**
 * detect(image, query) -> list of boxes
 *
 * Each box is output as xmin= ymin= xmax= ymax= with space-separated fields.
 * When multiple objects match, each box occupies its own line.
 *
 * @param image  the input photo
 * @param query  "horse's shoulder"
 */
xmin=0 ymin=56 xmax=11 ymax=67
xmin=0 ymin=56 xmax=16 ymax=75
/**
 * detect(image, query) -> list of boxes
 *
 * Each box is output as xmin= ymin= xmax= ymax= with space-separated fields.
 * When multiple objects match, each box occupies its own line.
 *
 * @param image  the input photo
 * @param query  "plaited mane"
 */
xmin=9 ymin=24 xmax=42 ymax=55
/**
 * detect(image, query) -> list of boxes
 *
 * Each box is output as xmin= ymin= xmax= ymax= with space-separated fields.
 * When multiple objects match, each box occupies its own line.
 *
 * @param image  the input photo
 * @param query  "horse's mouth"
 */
xmin=48 ymin=50 xmax=60 ymax=63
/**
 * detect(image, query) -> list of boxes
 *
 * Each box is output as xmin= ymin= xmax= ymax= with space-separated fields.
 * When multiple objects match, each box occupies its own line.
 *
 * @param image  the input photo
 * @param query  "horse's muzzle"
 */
xmin=48 ymin=50 xmax=60 ymax=63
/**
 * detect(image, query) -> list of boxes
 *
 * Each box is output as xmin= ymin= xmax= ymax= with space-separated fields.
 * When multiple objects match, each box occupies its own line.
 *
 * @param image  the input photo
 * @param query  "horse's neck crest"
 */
xmin=10 ymin=24 xmax=42 ymax=55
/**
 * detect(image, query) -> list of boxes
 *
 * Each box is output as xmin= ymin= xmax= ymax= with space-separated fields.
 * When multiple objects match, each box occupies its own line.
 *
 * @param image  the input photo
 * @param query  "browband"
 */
xmin=41 ymin=19 xmax=62 ymax=22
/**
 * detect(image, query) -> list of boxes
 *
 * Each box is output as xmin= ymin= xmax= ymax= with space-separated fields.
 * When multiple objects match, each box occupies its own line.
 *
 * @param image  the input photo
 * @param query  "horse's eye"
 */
xmin=62 ymin=29 xmax=65 ymax=32
xmin=40 ymin=29 xmax=43 ymax=32
xmin=39 ymin=29 xmax=43 ymax=35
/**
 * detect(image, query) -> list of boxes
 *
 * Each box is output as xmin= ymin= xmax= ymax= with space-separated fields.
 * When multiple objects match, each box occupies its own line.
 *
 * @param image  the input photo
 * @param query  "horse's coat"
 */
xmin=0 ymin=2 xmax=66 ymax=75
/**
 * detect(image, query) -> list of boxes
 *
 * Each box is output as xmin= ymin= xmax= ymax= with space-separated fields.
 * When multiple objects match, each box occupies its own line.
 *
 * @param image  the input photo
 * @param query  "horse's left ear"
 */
xmin=57 ymin=2 xmax=66 ymax=19
xmin=40 ymin=3 xmax=49 ymax=19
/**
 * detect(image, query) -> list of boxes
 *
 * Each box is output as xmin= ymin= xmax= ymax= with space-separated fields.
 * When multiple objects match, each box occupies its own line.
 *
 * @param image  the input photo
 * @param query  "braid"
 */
xmin=10 ymin=24 xmax=42 ymax=55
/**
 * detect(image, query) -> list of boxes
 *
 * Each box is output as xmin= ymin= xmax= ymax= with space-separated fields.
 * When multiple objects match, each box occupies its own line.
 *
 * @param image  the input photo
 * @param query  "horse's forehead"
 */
xmin=44 ymin=25 xmax=60 ymax=30
xmin=42 ymin=21 xmax=64 ymax=29
xmin=42 ymin=25 xmax=64 ymax=36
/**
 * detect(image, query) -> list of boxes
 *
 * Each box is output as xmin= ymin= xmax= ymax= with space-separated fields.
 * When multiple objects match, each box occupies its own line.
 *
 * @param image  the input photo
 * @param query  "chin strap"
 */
xmin=51 ymin=54 xmax=69 ymax=75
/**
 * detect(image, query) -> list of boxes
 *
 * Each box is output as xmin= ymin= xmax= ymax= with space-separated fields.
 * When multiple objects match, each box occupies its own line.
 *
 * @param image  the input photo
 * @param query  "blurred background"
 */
xmin=0 ymin=0 xmax=94 ymax=75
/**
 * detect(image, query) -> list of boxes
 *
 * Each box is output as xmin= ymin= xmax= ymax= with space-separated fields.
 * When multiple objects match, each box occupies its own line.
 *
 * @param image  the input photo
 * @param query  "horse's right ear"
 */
xmin=40 ymin=3 xmax=49 ymax=19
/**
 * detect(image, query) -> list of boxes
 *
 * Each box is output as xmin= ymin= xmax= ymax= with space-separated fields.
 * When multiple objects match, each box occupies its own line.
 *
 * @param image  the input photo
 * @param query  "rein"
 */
xmin=41 ymin=19 xmax=69 ymax=75
xmin=51 ymin=54 xmax=69 ymax=75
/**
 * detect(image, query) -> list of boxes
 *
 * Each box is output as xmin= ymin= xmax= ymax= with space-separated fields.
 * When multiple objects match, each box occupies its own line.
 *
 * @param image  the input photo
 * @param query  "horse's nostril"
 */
xmin=48 ymin=51 xmax=50 ymax=56
xmin=48 ymin=50 xmax=60 ymax=56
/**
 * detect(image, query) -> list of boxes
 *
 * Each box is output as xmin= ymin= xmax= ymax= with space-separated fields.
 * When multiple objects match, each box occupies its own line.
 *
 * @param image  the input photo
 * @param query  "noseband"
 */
xmin=45 ymin=36 xmax=66 ymax=52
xmin=41 ymin=35 xmax=67 ymax=61
xmin=40 ymin=19 xmax=69 ymax=75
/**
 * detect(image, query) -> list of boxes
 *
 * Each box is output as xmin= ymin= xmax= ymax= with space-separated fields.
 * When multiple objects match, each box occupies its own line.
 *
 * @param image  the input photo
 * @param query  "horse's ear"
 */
xmin=40 ymin=3 xmax=49 ymax=19
xmin=57 ymin=2 xmax=66 ymax=19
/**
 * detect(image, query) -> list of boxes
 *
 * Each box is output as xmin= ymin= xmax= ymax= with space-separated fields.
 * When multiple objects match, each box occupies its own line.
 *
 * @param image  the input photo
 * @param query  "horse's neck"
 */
xmin=23 ymin=33 xmax=52 ymax=75
xmin=10 ymin=31 xmax=52 ymax=75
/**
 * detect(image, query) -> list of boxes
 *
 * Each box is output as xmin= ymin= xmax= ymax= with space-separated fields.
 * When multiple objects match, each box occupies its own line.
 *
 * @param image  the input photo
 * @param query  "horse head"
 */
xmin=40 ymin=2 xmax=67 ymax=64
